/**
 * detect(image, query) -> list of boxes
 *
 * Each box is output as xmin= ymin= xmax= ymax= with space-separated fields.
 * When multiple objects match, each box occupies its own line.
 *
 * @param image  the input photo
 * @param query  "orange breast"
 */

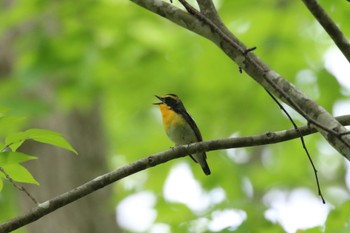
xmin=159 ymin=103 xmax=196 ymax=145
xmin=159 ymin=104 xmax=181 ymax=130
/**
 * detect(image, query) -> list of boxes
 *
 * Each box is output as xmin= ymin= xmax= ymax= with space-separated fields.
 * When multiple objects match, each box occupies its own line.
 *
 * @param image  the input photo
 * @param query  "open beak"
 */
xmin=153 ymin=95 xmax=164 ymax=105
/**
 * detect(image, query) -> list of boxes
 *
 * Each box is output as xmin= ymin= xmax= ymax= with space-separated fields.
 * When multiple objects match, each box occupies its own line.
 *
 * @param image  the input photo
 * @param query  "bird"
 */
xmin=154 ymin=94 xmax=211 ymax=175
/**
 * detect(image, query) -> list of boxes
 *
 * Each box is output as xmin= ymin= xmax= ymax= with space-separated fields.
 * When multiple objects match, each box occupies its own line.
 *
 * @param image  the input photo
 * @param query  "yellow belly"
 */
xmin=159 ymin=104 xmax=196 ymax=145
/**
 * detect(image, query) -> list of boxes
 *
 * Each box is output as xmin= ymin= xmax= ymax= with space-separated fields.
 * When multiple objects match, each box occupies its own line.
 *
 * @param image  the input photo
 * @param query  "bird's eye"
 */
xmin=165 ymin=97 xmax=178 ymax=106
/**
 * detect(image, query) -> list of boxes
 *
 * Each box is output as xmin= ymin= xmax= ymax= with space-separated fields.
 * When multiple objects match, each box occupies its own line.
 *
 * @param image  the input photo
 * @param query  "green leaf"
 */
xmin=0 ymin=164 xmax=39 ymax=185
xmin=0 ymin=152 xmax=37 ymax=166
xmin=5 ymin=128 xmax=78 ymax=154
xmin=0 ymin=178 xmax=3 ymax=192
xmin=5 ymin=130 xmax=35 ymax=151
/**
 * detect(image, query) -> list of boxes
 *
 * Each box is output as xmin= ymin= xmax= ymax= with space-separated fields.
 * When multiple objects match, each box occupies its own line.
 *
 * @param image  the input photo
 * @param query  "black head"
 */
xmin=154 ymin=94 xmax=185 ymax=111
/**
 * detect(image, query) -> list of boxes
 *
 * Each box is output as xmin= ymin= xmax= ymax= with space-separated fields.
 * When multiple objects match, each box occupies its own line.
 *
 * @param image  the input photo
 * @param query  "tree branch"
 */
xmin=301 ymin=0 xmax=350 ymax=62
xmin=1 ymin=115 xmax=350 ymax=232
xmin=130 ymin=0 xmax=350 ymax=160
xmin=195 ymin=0 xmax=221 ymax=25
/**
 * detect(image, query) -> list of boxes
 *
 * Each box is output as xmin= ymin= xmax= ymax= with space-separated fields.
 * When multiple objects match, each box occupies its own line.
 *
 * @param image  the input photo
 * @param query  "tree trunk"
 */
xmin=19 ymin=105 xmax=120 ymax=233
xmin=0 ymin=25 xmax=119 ymax=232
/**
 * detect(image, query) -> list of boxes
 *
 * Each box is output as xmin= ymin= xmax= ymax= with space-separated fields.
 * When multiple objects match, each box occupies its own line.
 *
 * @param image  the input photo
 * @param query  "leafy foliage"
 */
xmin=5 ymin=129 xmax=78 ymax=154
xmin=0 ymin=112 xmax=77 ymax=192
xmin=0 ymin=0 xmax=349 ymax=232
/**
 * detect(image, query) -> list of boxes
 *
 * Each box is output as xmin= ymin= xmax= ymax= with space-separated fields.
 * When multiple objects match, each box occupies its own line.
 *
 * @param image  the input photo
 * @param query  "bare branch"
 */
xmin=195 ymin=0 xmax=240 ymax=50
xmin=1 ymin=115 xmax=350 ymax=232
xmin=301 ymin=0 xmax=350 ymax=62
xmin=196 ymin=0 xmax=220 ymax=23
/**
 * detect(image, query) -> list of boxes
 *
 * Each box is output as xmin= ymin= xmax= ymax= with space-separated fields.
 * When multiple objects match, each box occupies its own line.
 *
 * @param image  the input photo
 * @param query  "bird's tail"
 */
xmin=194 ymin=152 xmax=211 ymax=176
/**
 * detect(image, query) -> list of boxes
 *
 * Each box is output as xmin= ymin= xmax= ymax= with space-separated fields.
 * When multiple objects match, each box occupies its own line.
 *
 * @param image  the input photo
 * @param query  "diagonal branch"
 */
xmin=1 ymin=115 xmax=350 ymax=232
xmin=196 ymin=0 xmax=221 ymax=24
xmin=195 ymin=0 xmax=236 ymax=46
xmin=130 ymin=0 xmax=350 ymax=160
xmin=301 ymin=0 xmax=350 ymax=62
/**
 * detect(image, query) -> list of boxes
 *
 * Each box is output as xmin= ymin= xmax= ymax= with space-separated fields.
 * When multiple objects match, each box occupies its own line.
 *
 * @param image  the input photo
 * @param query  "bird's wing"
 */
xmin=181 ymin=111 xmax=207 ymax=159
xmin=181 ymin=111 xmax=203 ymax=142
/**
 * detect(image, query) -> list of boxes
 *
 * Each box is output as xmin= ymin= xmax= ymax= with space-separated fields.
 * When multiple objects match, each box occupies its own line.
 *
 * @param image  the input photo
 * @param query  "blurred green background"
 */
xmin=0 ymin=0 xmax=349 ymax=232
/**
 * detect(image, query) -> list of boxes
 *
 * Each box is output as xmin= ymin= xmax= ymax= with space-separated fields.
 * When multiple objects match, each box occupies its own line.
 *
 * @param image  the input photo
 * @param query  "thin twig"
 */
xmin=0 ymin=147 xmax=38 ymax=205
xmin=0 ymin=166 xmax=38 ymax=205
xmin=263 ymin=73 xmax=350 ymax=149
xmin=301 ymin=0 xmax=350 ymax=62
xmin=265 ymin=90 xmax=325 ymax=203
